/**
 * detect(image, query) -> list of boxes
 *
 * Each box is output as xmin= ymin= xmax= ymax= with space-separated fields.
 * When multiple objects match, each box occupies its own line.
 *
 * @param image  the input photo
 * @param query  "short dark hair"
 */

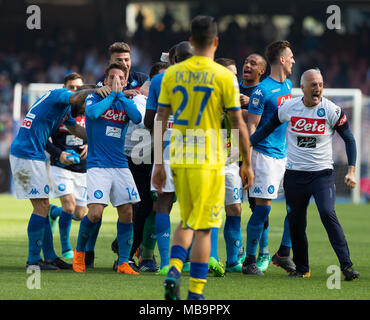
xmin=109 ymin=42 xmax=130 ymax=55
xmin=104 ymin=62 xmax=128 ymax=78
xmin=175 ymin=41 xmax=194 ymax=63
xmin=190 ymin=15 xmax=218 ymax=50
xmin=168 ymin=44 xmax=177 ymax=65
xmin=63 ymin=72 xmax=83 ymax=86
xmin=149 ymin=62 xmax=169 ymax=80
xmin=265 ymin=40 xmax=291 ymax=65
xmin=215 ymin=58 xmax=236 ymax=68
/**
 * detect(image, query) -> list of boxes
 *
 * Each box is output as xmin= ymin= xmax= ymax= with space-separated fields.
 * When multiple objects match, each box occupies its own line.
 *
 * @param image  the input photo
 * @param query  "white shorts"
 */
xmin=9 ymin=154 xmax=50 ymax=199
xmin=150 ymin=162 xmax=175 ymax=193
xmin=87 ymin=167 xmax=140 ymax=207
xmin=248 ymin=150 xmax=286 ymax=199
xmin=225 ymin=162 xmax=243 ymax=206
xmin=49 ymin=165 xmax=87 ymax=206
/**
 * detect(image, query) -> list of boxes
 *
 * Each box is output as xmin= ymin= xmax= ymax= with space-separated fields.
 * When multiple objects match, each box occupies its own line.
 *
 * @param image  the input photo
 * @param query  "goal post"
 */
xmin=292 ymin=88 xmax=362 ymax=204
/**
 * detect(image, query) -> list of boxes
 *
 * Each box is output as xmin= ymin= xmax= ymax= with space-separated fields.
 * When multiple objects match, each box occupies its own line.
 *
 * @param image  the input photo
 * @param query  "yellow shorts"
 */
xmin=171 ymin=167 xmax=225 ymax=230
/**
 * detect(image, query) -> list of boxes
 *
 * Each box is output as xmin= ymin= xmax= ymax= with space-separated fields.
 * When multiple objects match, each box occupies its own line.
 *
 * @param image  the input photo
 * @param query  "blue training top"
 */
xmin=248 ymin=76 xmax=292 ymax=159
xmin=146 ymin=72 xmax=164 ymax=111
xmin=85 ymin=91 xmax=142 ymax=169
xmin=10 ymin=88 xmax=75 ymax=161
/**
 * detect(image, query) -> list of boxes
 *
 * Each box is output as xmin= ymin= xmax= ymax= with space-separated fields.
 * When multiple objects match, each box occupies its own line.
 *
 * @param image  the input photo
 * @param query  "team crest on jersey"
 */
xmin=94 ymin=190 xmax=103 ymax=199
xmin=317 ymin=108 xmax=326 ymax=117
xmin=130 ymin=79 xmax=138 ymax=88
xmin=211 ymin=206 xmax=223 ymax=220
xmin=267 ymin=185 xmax=275 ymax=194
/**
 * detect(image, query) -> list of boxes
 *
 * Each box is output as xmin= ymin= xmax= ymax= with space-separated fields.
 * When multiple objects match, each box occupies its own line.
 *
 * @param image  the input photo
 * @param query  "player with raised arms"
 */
xmin=72 ymin=62 xmax=142 ymax=275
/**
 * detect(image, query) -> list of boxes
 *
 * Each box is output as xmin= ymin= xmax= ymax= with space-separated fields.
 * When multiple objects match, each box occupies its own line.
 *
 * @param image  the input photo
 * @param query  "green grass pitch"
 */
xmin=0 ymin=194 xmax=369 ymax=300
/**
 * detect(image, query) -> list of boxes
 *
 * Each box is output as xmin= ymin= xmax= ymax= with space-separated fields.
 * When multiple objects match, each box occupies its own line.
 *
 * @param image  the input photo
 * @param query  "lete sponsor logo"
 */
xmin=291 ymin=117 xmax=326 ymax=134
xmin=277 ymin=93 xmax=292 ymax=106
xmin=100 ymin=109 xmax=127 ymax=123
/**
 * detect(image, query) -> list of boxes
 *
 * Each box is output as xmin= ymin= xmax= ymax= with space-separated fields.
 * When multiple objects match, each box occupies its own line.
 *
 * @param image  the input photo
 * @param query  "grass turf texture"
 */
xmin=0 ymin=194 xmax=369 ymax=300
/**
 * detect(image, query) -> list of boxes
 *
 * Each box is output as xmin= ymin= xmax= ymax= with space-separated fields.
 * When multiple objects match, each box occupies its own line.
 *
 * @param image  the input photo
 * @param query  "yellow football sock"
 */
xmin=169 ymin=258 xmax=183 ymax=273
xmin=189 ymin=277 xmax=207 ymax=295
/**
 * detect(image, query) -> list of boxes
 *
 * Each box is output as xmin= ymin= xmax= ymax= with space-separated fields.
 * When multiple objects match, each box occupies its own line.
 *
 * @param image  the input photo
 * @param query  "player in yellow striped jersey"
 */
xmin=152 ymin=15 xmax=254 ymax=300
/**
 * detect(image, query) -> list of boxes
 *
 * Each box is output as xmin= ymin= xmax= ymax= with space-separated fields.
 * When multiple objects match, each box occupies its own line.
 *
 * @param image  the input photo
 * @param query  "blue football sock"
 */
xmin=281 ymin=214 xmax=292 ymax=247
xmin=42 ymin=217 xmax=58 ymax=261
xmin=224 ymin=216 xmax=242 ymax=267
xmin=168 ymin=245 xmax=187 ymax=279
xmin=59 ymin=211 xmax=73 ymax=253
xmin=155 ymin=213 xmax=171 ymax=268
xmin=210 ymin=227 xmax=219 ymax=261
xmin=76 ymin=216 xmax=96 ymax=252
xmin=27 ymin=214 xmax=46 ymax=264
xmin=85 ymin=218 xmax=102 ymax=252
xmin=246 ymin=205 xmax=271 ymax=256
xmin=117 ymin=221 xmax=133 ymax=265
xmin=50 ymin=205 xmax=62 ymax=220
xmin=259 ymin=225 xmax=270 ymax=255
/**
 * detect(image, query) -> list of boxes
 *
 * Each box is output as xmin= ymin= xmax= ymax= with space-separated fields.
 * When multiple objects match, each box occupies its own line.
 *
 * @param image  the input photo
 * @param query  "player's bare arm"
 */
xmin=152 ymin=105 xmax=171 ymax=193
xmin=69 ymin=86 xmax=111 ymax=108
xmin=139 ymin=80 xmax=151 ymax=97
xmin=144 ymin=109 xmax=156 ymax=130
xmin=247 ymin=112 xmax=262 ymax=136
xmin=66 ymin=123 xmax=87 ymax=142
xmin=227 ymin=108 xmax=254 ymax=189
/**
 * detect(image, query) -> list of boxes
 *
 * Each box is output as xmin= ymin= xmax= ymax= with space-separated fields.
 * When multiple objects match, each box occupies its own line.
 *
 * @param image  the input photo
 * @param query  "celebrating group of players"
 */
xmin=9 ymin=15 xmax=359 ymax=300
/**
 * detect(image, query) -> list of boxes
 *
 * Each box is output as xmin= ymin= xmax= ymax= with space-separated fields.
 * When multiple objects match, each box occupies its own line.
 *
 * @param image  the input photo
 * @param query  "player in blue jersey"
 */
xmin=144 ymin=41 xmax=194 ymax=276
xmin=72 ymin=62 xmax=142 ymax=275
xmin=243 ymin=40 xmax=296 ymax=275
xmin=240 ymin=53 xmax=267 ymax=119
xmin=94 ymin=42 xmax=149 ymax=262
xmin=45 ymin=72 xmax=89 ymax=260
xmin=96 ymin=42 xmax=149 ymax=97
xmin=239 ymin=54 xmax=276 ymax=272
xmin=9 ymin=83 xmax=107 ymax=270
